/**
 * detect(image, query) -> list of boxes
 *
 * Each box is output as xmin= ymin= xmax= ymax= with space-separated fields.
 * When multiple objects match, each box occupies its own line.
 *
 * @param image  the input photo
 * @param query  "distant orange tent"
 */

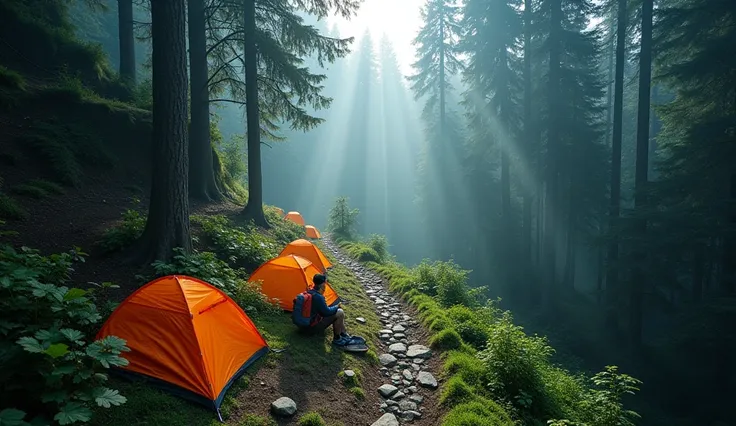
xmin=305 ymin=225 xmax=322 ymax=239
xmin=279 ymin=239 xmax=332 ymax=271
xmin=284 ymin=211 xmax=305 ymax=226
xmin=96 ymin=276 xmax=268 ymax=418
xmin=273 ymin=207 xmax=284 ymax=217
xmin=249 ymin=254 xmax=339 ymax=311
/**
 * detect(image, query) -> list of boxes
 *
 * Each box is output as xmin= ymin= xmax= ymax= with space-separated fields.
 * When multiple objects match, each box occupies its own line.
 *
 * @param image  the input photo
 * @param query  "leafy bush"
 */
xmin=151 ymin=248 xmax=279 ymax=317
xmin=0 ymin=192 xmax=27 ymax=220
xmin=0 ymin=245 xmax=129 ymax=425
xmin=100 ymin=208 xmax=145 ymax=253
xmin=429 ymin=328 xmax=463 ymax=351
xmin=413 ymin=259 xmax=472 ymax=307
xmin=264 ymin=208 xmax=304 ymax=245
xmin=297 ymin=412 xmax=326 ymax=426
xmin=367 ymin=234 xmax=389 ymax=261
xmin=193 ymin=215 xmax=279 ymax=270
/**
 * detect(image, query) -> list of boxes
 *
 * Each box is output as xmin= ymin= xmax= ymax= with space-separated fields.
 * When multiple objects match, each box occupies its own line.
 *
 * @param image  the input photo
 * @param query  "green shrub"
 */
xmin=28 ymin=179 xmax=65 ymax=195
xmin=0 ymin=65 xmax=25 ymax=90
xmin=100 ymin=209 xmax=145 ymax=253
xmin=151 ymin=248 xmax=279 ymax=317
xmin=367 ymin=234 xmax=389 ymax=261
xmin=11 ymin=183 xmax=49 ymax=199
xmin=264 ymin=209 xmax=305 ymax=246
xmin=193 ymin=215 xmax=280 ymax=269
xmin=412 ymin=259 xmax=472 ymax=307
xmin=0 ymin=193 xmax=27 ymax=220
xmin=0 ymin=245 xmax=129 ymax=425
xmin=22 ymin=133 xmax=82 ymax=187
xmin=444 ymin=351 xmax=487 ymax=390
xmin=297 ymin=412 xmax=326 ymax=426
xmin=349 ymin=387 xmax=366 ymax=400
xmin=440 ymin=376 xmax=475 ymax=406
xmin=430 ymin=328 xmax=463 ymax=351
xmin=239 ymin=414 xmax=277 ymax=426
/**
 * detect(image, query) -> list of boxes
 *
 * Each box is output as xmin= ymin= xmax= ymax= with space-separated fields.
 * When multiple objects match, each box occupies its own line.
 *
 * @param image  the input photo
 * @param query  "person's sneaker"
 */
xmin=332 ymin=336 xmax=350 ymax=347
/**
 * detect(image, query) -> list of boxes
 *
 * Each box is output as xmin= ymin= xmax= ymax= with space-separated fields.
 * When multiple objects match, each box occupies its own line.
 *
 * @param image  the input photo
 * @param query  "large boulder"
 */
xmin=371 ymin=413 xmax=399 ymax=426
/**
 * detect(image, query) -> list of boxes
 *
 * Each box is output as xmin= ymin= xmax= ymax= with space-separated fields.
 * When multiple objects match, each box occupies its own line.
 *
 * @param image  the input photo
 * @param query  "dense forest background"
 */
xmin=1 ymin=0 xmax=734 ymax=424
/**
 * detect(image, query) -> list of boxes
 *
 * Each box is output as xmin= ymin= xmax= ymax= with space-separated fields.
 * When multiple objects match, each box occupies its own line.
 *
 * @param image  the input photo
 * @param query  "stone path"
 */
xmin=322 ymin=237 xmax=439 ymax=426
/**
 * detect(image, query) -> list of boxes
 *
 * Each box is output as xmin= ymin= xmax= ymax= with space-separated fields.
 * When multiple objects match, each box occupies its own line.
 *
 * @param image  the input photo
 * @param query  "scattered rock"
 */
xmin=371 ymin=413 xmax=399 ymax=426
xmin=356 ymin=317 xmax=366 ymax=324
xmin=407 ymin=344 xmax=432 ymax=359
xmin=392 ymin=324 xmax=406 ymax=333
xmin=416 ymin=371 xmax=438 ymax=389
xmin=409 ymin=394 xmax=424 ymax=403
xmin=343 ymin=369 xmax=355 ymax=378
xmin=378 ymin=384 xmax=399 ymax=398
xmin=389 ymin=343 xmax=407 ymax=354
xmin=402 ymin=369 xmax=414 ymax=381
xmin=379 ymin=354 xmax=398 ymax=367
xmin=407 ymin=410 xmax=422 ymax=419
xmin=393 ymin=391 xmax=406 ymax=400
xmin=270 ymin=397 xmax=297 ymax=417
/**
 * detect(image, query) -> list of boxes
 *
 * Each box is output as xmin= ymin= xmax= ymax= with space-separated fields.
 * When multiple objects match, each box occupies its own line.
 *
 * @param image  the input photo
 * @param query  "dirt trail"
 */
xmin=322 ymin=236 xmax=444 ymax=426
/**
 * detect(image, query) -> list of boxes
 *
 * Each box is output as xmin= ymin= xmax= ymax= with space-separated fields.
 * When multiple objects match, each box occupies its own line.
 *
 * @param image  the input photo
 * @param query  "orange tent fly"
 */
xmin=95 ymin=275 xmax=269 ymax=420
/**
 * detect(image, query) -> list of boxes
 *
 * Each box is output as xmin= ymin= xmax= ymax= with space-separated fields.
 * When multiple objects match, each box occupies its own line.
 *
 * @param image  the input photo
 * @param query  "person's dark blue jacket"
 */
xmin=308 ymin=289 xmax=338 ymax=322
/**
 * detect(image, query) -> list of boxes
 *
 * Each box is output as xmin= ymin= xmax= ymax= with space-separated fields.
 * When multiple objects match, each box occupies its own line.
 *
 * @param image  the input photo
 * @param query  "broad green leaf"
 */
xmin=63 ymin=288 xmax=87 ymax=301
xmin=0 ymin=409 xmax=27 ymax=426
xmin=16 ymin=337 xmax=44 ymax=353
xmin=93 ymin=388 xmax=127 ymax=408
xmin=51 ymin=364 xmax=76 ymax=376
xmin=45 ymin=343 xmax=69 ymax=359
xmin=53 ymin=403 xmax=91 ymax=425
xmin=60 ymin=329 xmax=84 ymax=343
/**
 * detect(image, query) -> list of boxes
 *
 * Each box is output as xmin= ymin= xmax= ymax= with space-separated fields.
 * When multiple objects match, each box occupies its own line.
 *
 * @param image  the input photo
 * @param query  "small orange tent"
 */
xmin=305 ymin=225 xmax=322 ymax=239
xmin=273 ymin=207 xmax=284 ymax=217
xmin=249 ymin=254 xmax=339 ymax=311
xmin=96 ymin=275 xmax=268 ymax=418
xmin=284 ymin=211 xmax=305 ymax=226
xmin=279 ymin=239 xmax=332 ymax=271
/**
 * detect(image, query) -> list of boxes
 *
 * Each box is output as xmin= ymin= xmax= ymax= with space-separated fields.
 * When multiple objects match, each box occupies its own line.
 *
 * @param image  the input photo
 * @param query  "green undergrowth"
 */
xmin=0 ymin=243 xmax=130 ymax=425
xmin=18 ymin=118 xmax=114 ymax=187
xmin=0 ymin=65 xmax=26 ymax=91
xmin=0 ymin=192 xmax=28 ymax=220
xmin=340 ymin=238 xmax=642 ymax=426
xmin=99 ymin=205 xmax=145 ymax=253
xmin=11 ymin=179 xmax=66 ymax=199
xmin=92 ymin=211 xmax=383 ymax=425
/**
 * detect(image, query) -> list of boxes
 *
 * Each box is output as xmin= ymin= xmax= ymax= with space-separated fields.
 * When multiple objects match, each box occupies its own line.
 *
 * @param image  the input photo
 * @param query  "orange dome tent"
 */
xmin=284 ymin=211 xmax=305 ymax=226
xmin=279 ymin=239 xmax=332 ymax=272
xmin=248 ymin=254 xmax=339 ymax=311
xmin=272 ymin=207 xmax=284 ymax=217
xmin=305 ymin=225 xmax=322 ymax=239
xmin=96 ymin=275 xmax=268 ymax=419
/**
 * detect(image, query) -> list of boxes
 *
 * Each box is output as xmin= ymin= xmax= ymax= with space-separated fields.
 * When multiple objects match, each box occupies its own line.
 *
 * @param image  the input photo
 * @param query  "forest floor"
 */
xmin=1 ymin=137 xmax=444 ymax=425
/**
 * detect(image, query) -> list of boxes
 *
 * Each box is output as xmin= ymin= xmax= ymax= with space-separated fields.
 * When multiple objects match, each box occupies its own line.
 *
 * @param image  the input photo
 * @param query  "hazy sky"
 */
xmin=327 ymin=0 xmax=425 ymax=75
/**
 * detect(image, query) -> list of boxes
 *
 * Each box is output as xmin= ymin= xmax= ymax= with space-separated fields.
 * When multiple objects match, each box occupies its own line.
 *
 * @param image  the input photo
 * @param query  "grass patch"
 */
xmin=89 ymin=380 xmax=218 ymax=426
xmin=0 ymin=65 xmax=25 ymax=90
xmin=0 ymin=193 xmax=27 ymax=220
xmin=27 ymin=179 xmax=65 ymax=194
xmin=297 ymin=412 xmax=327 ymax=426
xmin=239 ymin=415 xmax=277 ymax=426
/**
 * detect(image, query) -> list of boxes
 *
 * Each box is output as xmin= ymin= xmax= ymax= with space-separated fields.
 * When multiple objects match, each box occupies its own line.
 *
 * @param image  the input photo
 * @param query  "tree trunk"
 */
xmin=131 ymin=0 xmax=191 ymax=264
xmin=118 ymin=0 xmax=136 ymax=85
xmin=522 ymin=0 xmax=533 ymax=274
xmin=240 ymin=0 xmax=269 ymax=227
xmin=188 ymin=0 xmax=222 ymax=201
xmin=543 ymin=0 xmax=563 ymax=312
xmin=631 ymin=0 xmax=654 ymax=351
xmin=605 ymin=0 xmax=627 ymax=332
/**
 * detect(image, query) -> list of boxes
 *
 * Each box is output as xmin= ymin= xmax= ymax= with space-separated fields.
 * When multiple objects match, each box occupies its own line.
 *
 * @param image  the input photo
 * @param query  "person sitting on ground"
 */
xmin=306 ymin=273 xmax=353 ymax=346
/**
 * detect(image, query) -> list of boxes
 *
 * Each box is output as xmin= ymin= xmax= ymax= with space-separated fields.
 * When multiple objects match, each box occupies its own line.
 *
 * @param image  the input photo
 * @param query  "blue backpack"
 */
xmin=292 ymin=291 xmax=319 ymax=327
